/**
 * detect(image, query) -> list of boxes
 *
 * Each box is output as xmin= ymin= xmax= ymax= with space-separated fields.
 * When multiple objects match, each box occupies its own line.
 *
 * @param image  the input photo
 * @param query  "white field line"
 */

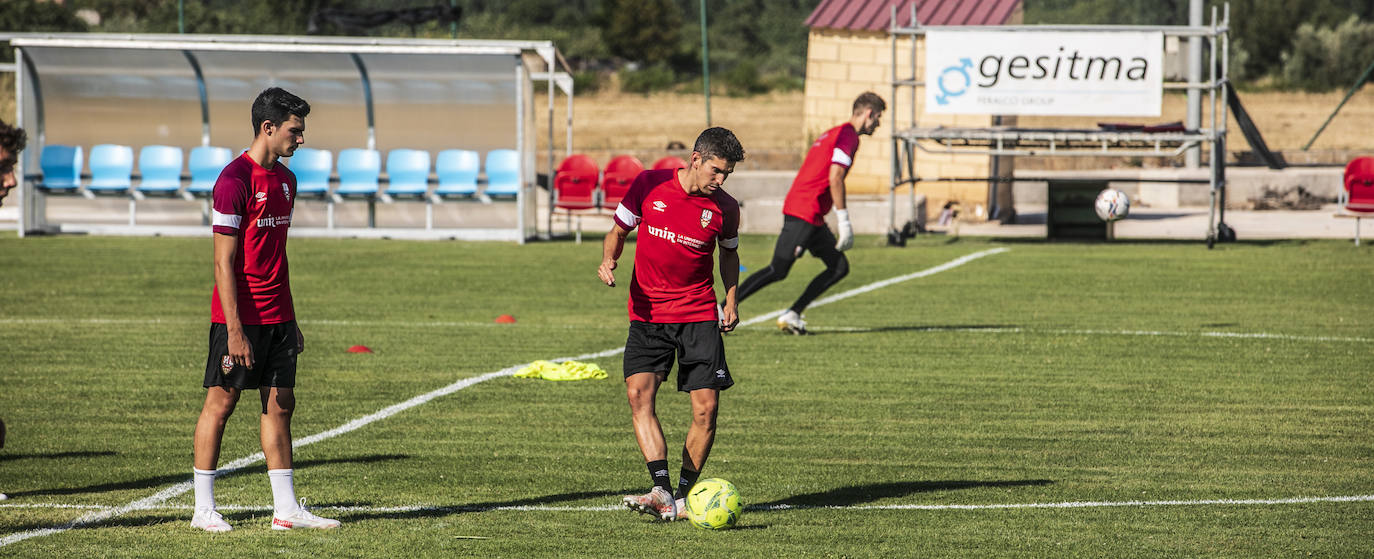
xmin=5 ymin=493 xmax=1372 ymax=515
xmin=765 ymin=325 xmax=1374 ymax=344
xmin=0 ymin=248 xmax=1008 ymax=548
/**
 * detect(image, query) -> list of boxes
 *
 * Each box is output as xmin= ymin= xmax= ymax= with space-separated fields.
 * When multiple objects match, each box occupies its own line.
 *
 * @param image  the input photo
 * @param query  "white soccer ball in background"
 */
xmin=1094 ymin=188 xmax=1131 ymax=222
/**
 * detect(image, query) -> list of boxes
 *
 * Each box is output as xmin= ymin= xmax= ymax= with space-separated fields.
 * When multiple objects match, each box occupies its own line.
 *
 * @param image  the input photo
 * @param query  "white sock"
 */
xmin=193 ymin=468 xmax=216 ymax=511
xmin=268 ymin=469 xmax=300 ymax=516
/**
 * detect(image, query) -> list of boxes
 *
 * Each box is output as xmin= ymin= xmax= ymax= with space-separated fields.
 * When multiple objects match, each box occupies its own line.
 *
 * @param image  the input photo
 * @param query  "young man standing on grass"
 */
xmin=735 ymin=92 xmax=885 ymax=334
xmin=0 ymin=119 xmax=26 ymax=502
xmin=598 ymin=127 xmax=745 ymax=521
xmin=191 ymin=88 xmax=339 ymax=532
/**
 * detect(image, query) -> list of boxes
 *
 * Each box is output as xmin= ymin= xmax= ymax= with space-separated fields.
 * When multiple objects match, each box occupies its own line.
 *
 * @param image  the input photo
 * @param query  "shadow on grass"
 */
xmin=6 ymin=453 xmax=409 ymax=499
xmin=753 ymin=479 xmax=1054 ymax=510
xmin=0 ymin=450 xmax=117 ymax=462
xmin=323 ymin=488 xmax=638 ymax=523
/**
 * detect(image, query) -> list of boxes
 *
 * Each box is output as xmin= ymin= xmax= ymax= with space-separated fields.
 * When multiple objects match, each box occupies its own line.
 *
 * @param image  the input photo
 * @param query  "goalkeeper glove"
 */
xmin=835 ymin=209 xmax=854 ymax=251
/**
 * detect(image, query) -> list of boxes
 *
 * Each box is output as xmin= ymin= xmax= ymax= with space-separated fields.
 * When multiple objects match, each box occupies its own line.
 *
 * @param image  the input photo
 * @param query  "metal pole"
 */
xmin=700 ymin=0 xmax=711 ymax=127
xmin=450 ymin=0 xmax=457 ymax=39
xmin=1185 ymin=0 xmax=1201 ymax=168
xmin=179 ymin=0 xmax=185 ymax=33
xmin=1303 ymin=59 xmax=1374 ymax=151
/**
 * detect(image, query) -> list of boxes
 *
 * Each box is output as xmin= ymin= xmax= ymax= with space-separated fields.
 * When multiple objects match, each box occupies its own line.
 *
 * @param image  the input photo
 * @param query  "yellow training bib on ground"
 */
xmin=513 ymin=360 xmax=608 ymax=381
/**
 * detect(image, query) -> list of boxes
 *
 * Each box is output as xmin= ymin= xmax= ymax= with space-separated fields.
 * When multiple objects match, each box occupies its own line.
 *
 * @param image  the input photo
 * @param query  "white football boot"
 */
xmin=190 ymin=508 xmax=232 ymax=533
xmin=271 ymin=499 xmax=341 ymax=530
xmin=776 ymin=310 xmax=808 ymax=335
xmin=622 ymin=487 xmax=678 ymax=521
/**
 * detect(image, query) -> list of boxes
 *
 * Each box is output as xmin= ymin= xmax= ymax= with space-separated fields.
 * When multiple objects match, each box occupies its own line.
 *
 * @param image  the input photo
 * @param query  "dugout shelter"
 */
xmin=6 ymin=33 xmax=574 ymax=243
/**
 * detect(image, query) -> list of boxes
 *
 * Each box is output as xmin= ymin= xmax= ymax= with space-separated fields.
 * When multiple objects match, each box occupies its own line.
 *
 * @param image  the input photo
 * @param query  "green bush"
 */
xmin=620 ymin=64 xmax=676 ymax=94
xmin=572 ymin=70 xmax=604 ymax=94
xmin=722 ymin=61 xmax=769 ymax=96
xmin=1281 ymin=16 xmax=1374 ymax=91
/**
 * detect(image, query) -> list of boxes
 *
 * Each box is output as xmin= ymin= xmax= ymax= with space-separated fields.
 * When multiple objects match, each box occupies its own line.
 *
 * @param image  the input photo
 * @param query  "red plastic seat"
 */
xmin=651 ymin=156 xmax=688 ymax=171
xmin=554 ymin=154 xmax=599 ymax=212
xmin=1344 ymin=156 xmax=1374 ymax=213
xmin=602 ymin=155 xmax=645 ymax=212
xmin=1339 ymin=156 xmax=1374 ymax=245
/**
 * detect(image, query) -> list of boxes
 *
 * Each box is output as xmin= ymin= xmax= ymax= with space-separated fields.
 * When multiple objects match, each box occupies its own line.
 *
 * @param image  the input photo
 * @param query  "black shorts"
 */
xmin=775 ymin=214 xmax=840 ymax=263
xmin=203 ymin=321 xmax=298 ymax=389
xmin=623 ymin=320 xmax=734 ymax=393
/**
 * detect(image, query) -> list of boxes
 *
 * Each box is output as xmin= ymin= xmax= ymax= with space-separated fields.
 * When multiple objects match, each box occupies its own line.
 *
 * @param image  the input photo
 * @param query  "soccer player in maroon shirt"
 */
xmin=0 ymin=120 xmax=25 ymax=502
xmin=598 ymin=127 xmax=746 ymax=521
xmin=735 ymin=92 xmax=885 ymax=334
xmin=0 ymin=118 xmax=25 ymax=210
xmin=191 ymin=88 xmax=339 ymax=532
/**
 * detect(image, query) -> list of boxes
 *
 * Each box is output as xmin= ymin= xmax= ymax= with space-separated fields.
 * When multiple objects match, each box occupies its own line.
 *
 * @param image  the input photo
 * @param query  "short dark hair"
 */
xmin=692 ymin=127 xmax=745 ymax=163
xmin=852 ymin=91 xmax=886 ymax=116
xmin=251 ymin=87 xmax=311 ymax=136
xmin=0 ymin=119 xmax=27 ymax=171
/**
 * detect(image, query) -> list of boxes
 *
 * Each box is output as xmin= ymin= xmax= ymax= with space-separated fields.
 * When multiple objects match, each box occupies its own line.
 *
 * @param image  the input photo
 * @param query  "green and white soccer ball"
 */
xmin=684 ymin=478 xmax=742 ymax=530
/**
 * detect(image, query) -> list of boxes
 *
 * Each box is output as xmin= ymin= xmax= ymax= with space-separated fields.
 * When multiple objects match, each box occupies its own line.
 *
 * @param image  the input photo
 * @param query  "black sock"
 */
xmin=676 ymin=467 xmax=701 ymax=500
xmin=646 ymin=460 xmax=672 ymax=494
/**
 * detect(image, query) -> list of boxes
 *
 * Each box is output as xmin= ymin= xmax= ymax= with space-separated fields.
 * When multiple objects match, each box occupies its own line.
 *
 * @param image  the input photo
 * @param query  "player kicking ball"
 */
xmin=190 ymin=88 xmax=339 ymax=532
xmin=598 ymin=128 xmax=745 ymax=521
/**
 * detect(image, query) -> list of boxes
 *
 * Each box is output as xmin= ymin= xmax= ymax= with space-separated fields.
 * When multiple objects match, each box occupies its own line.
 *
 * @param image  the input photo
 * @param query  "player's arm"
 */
xmin=213 ymin=232 xmax=253 ymax=369
xmin=829 ymin=163 xmax=854 ymax=251
xmin=718 ymin=246 xmax=740 ymax=332
xmin=599 ymin=223 xmax=630 ymax=287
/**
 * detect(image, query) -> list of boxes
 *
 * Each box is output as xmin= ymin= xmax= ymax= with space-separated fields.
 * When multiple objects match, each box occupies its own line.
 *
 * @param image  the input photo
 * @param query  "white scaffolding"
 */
xmin=887 ymin=5 xmax=1234 ymax=246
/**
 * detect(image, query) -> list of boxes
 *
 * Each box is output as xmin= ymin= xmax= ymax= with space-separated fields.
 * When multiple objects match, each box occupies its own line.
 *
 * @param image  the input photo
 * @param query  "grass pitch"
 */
xmin=0 ymin=233 xmax=1370 ymax=557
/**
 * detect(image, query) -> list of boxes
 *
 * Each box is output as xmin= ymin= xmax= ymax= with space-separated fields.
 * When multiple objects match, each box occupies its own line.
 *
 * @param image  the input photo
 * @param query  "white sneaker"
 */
xmin=190 ymin=508 xmax=232 ymax=533
xmin=621 ymin=487 xmax=678 ymax=521
xmin=675 ymin=497 xmax=688 ymax=520
xmin=271 ymin=499 xmax=341 ymax=530
xmin=777 ymin=310 xmax=808 ymax=335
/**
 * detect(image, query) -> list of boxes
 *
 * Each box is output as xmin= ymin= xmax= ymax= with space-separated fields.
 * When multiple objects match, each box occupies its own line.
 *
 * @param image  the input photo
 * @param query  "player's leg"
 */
xmin=788 ymin=225 xmax=850 ymax=324
xmin=192 ymin=323 xmax=245 ymax=532
xmin=737 ymin=216 xmax=813 ymax=305
xmin=257 ymin=322 xmax=338 ymax=530
xmin=192 ymin=386 xmax=240 ymax=531
xmin=673 ymin=321 xmax=734 ymax=517
xmin=621 ymin=321 xmax=678 ymax=520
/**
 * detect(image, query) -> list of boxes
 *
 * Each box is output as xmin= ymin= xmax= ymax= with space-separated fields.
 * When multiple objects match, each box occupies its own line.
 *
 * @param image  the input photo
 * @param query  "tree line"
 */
xmin=1 ymin=0 xmax=1370 ymax=92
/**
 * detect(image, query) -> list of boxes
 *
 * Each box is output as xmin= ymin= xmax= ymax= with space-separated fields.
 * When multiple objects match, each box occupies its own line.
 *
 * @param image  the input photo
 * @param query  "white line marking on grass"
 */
xmin=739 ymin=248 xmax=1011 ymax=327
xmin=0 ymin=249 xmax=1007 ymax=548
xmin=777 ymin=325 xmax=1374 ymax=344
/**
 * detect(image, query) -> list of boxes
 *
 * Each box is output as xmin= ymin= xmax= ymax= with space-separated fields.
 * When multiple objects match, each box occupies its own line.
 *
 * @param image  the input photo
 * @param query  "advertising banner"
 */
xmin=924 ymin=30 xmax=1163 ymax=116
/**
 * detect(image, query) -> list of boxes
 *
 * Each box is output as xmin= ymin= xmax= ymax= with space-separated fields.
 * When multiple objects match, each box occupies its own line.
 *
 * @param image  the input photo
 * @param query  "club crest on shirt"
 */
xmin=652 ymin=200 xmax=667 ymax=212
xmin=282 ymin=182 xmax=291 ymax=203
xmin=700 ymin=209 xmax=713 ymax=229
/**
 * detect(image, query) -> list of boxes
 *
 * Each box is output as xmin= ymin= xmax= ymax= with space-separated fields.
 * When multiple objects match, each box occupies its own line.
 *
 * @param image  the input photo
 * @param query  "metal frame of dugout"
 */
xmin=886 ymin=5 xmax=1234 ymax=247
xmin=5 ymin=33 xmax=575 ymax=243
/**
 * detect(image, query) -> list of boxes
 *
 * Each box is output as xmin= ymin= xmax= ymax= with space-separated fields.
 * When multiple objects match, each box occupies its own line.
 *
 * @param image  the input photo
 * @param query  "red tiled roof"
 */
xmin=805 ymin=0 xmax=1022 ymax=31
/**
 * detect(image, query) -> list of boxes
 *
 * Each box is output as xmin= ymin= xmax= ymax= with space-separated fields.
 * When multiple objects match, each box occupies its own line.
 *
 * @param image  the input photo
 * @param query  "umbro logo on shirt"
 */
xmin=715 ymin=369 xmax=726 ymax=378
xmin=256 ymin=191 xmax=267 ymax=202
xmin=652 ymin=201 xmax=667 ymax=212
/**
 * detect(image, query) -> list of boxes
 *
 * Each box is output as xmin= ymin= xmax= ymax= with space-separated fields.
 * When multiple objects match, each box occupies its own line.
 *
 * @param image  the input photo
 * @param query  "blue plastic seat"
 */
xmin=483 ymin=149 xmax=521 ymax=197
xmin=287 ymin=148 xmax=332 ymax=197
xmin=38 ymin=144 xmax=82 ymax=193
xmin=185 ymin=146 xmax=234 ymax=197
xmin=384 ymin=149 xmax=431 ymax=198
xmin=136 ymin=145 xmax=185 ymax=196
xmin=335 ymin=148 xmax=381 ymax=197
xmin=86 ymin=144 xmax=135 ymax=194
xmin=434 ymin=149 xmax=480 ymax=198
